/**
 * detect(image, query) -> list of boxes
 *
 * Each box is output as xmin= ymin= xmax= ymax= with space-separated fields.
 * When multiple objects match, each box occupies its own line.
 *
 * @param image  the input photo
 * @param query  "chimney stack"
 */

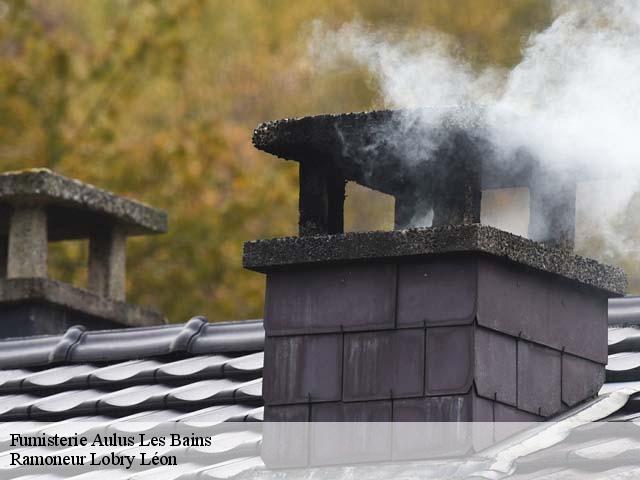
xmin=246 ymin=111 xmax=626 ymax=423
xmin=0 ymin=169 xmax=167 ymax=337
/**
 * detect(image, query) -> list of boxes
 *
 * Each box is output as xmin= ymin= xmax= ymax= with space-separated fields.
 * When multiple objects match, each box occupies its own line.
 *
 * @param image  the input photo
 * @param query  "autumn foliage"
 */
xmin=14 ymin=0 xmax=630 ymax=323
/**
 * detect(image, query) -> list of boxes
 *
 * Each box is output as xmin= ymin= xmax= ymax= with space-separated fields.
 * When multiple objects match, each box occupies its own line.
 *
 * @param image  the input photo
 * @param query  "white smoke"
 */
xmin=308 ymin=0 xmax=640 ymax=259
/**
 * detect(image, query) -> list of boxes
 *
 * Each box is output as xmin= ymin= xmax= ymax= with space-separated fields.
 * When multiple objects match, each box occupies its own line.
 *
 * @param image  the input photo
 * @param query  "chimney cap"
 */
xmin=253 ymin=110 xmax=592 ymax=248
xmin=252 ymin=109 xmax=532 ymax=195
xmin=0 ymin=168 xmax=168 ymax=335
xmin=243 ymin=224 xmax=627 ymax=295
xmin=0 ymin=169 xmax=167 ymax=240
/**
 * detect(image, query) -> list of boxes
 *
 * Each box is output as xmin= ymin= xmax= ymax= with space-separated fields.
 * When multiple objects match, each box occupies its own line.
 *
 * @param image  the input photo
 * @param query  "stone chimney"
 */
xmin=0 ymin=169 xmax=167 ymax=337
xmin=245 ymin=111 xmax=626 ymax=422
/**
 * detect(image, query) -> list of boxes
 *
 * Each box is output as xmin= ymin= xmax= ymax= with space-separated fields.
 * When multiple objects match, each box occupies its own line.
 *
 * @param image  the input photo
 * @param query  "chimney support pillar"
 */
xmin=394 ymin=189 xmax=433 ymax=229
xmin=88 ymin=227 xmax=126 ymax=302
xmin=7 ymin=206 xmax=47 ymax=278
xmin=298 ymin=160 xmax=345 ymax=236
xmin=529 ymin=175 xmax=576 ymax=250
xmin=431 ymin=135 xmax=482 ymax=227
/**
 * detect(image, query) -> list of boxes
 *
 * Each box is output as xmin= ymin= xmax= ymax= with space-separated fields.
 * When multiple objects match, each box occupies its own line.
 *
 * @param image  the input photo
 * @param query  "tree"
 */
xmin=1 ymin=0 xmax=585 ymax=323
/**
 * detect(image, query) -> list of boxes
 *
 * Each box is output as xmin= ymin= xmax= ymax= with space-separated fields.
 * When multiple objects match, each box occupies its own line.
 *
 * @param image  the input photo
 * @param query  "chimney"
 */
xmin=246 ymin=111 xmax=626 ymax=422
xmin=0 ymin=169 xmax=167 ymax=338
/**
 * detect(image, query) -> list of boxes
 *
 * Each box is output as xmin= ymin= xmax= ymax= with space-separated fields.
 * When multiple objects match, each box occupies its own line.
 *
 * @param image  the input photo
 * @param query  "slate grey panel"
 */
xmin=262 ymin=406 xmax=310 ymax=468
xmin=477 ymin=257 xmax=608 ymax=363
xmin=562 ymin=354 xmax=605 ymax=407
xmin=470 ymin=391 xmax=494 ymax=422
xmin=264 ymin=264 xmax=396 ymax=335
xmin=392 ymin=396 xmax=474 ymax=460
xmin=477 ymin=257 xmax=551 ymax=345
xmin=263 ymin=334 xmax=342 ymax=405
xmin=475 ymin=327 xmax=517 ymax=406
xmin=343 ymin=329 xmax=424 ymax=401
xmin=517 ymin=341 xmax=562 ymax=416
xmin=397 ymin=257 xmax=477 ymax=327
xmin=393 ymin=396 xmax=471 ymax=421
xmin=425 ymin=326 xmax=473 ymax=395
xmin=469 ymin=393 xmax=495 ymax=451
xmin=311 ymin=400 xmax=392 ymax=421
xmin=310 ymin=401 xmax=392 ymax=465
xmin=493 ymin=401 xmax=543 ymax=445
xmin=264 ymin=404 xmax=310 ymax=422
xmin=548 ymin=277 xmax=608 ymax=363
xmin=493 ymin=402 xmax=543 ymax=422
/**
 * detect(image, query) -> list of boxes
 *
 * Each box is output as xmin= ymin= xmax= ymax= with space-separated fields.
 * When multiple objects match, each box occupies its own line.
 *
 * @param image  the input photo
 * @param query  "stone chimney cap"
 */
xmin=0 ymin=169 xmax=167 ymax=239
xmin=244 ymin=224 xmax=627 ymax=295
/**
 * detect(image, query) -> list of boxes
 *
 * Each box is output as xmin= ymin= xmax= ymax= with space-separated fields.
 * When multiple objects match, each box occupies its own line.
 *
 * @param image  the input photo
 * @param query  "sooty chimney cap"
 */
xmin=0 ymin=169 xmax=167 ymax=240
xmin=253 ymin=110 xmax=531 ymax=195
xmin=254 ymin=110 xmax=598 ymax=249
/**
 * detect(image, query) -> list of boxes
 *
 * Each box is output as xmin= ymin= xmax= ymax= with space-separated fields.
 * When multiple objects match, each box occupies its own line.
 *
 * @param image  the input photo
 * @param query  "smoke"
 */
xmin=307 ymin=1 xmax=640 ymax=259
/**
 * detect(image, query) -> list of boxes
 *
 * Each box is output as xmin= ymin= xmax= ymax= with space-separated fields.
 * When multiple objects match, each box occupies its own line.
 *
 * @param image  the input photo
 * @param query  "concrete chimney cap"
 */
xmin=0 ymin=168 xmax=167 ymax=239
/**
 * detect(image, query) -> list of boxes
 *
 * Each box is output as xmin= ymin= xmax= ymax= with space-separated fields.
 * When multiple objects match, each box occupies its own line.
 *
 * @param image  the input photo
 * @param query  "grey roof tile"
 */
xmin=607 ymin=352 xmax=640 ymax=374
xmin=608 ymin=327 xmax=640 ymax=354
xmin=0 ymin=318 xmax=264 ymax=369
xmin=156 ymin=355 xmax=233 ymax=379
xmin=21 ymin=364 xmax=97 ymax=390
xmin=0 ymin=317 xmax=265 ymax=427
xmin=89 ymin=359 xmax=164 ymax=385
xmin=600 ymin=381 xmax=640 ymax=395
xmin=175 ymin=405 xmax=260 ymax=425
xmin=166 ymin=379 xmax=260 ymax=408
xmin=0 ymin=315 xmax=265 ymax=480
xmin=0 ymin=336 xmax=61 ymax=369
xmin=3 ymin=307 xmax=640 ymax=479
xmin=190 ymin=321 xmax=265 ymax=354
xmin=609 ymin=297 xmax=640 ymax=326
xmin=29 ymin=388 xmax=111 ymax=418
xmin=192 ymin=457 xmax=264 ymax=479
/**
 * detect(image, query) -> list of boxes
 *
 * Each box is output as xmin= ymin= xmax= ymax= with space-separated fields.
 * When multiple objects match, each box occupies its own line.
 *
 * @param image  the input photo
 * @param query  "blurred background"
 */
xmin=2 ymin=0 xmax=636 ymax=322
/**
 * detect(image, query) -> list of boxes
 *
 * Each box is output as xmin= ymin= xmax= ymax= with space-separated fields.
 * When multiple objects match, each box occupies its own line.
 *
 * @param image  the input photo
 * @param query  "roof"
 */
xmin=0 ymin=318 xmax=265 ymax=479
xmin=0 ymin=317 xmax=264 ymax=370
xmin=2 ymin=298 xmax=640 ymax=479
xmin=0 ymin=169 xmax=167 ymax=238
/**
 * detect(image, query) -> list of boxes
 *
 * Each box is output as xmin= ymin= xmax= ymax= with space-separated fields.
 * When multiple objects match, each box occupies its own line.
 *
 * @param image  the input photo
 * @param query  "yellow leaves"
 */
xmin=1 ymin=0 xmax=559 ymax=321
